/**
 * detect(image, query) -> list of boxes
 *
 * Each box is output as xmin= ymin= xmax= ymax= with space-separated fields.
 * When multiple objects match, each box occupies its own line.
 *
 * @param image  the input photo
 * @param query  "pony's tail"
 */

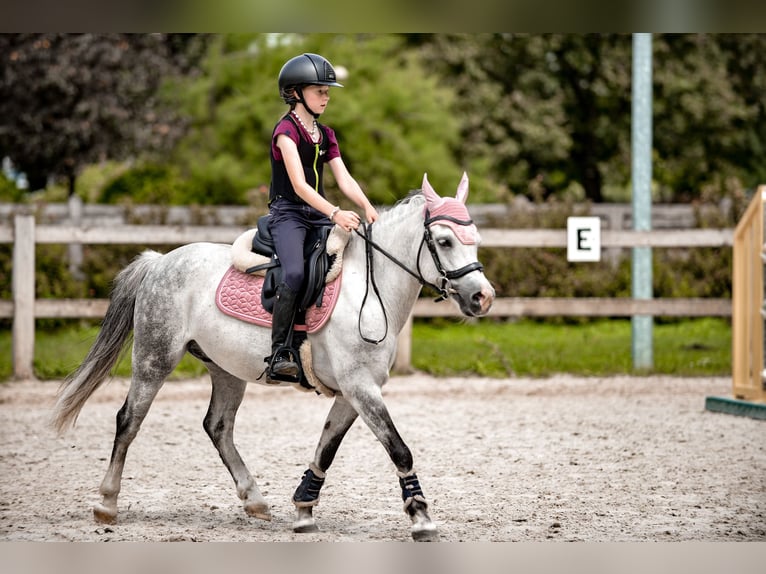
xmin=51 ymin=250 xmax=163 ymax=435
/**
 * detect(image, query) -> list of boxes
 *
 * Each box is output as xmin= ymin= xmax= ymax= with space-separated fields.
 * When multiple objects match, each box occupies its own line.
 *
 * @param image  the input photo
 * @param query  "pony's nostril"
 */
xmin=472 ymin=285 xmax=495 ymax=314
xmin=471 ymin=291 xmax=486 ymax=309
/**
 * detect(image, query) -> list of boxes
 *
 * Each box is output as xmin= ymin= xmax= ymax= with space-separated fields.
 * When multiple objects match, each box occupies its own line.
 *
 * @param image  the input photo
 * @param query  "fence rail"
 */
xmin=4 ymin=214 xmax=734 ymax=379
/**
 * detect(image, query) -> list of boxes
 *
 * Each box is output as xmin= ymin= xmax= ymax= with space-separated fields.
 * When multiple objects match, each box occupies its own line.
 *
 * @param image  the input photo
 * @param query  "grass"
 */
xmin=0 ymin=318 xmax=731 ymax=381
xmin=0 ymin=324 xmax=208 ymax=381
xmin=411 ymin=317 xmax=731 ymax=377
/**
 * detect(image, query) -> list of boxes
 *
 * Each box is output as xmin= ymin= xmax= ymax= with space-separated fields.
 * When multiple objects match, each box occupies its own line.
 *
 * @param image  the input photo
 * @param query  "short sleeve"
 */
xmin=271 ymin=118 xmax=299 ymax=162
xmin=322 ymin=125 xmax=341 ymax=162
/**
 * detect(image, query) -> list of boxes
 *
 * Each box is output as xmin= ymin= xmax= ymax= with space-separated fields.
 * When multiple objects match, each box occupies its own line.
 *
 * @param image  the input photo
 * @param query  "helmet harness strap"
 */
xmin=294 ymin=86 xmax=321 ymax=119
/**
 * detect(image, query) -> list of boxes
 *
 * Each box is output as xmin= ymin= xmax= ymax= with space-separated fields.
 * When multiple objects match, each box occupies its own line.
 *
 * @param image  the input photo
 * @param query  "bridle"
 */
xmin=352 ymin=209 xmax=484 ymax=344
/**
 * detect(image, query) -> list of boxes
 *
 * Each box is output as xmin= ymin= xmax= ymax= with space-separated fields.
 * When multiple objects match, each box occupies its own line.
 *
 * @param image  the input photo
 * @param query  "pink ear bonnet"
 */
xmin=421 ymin=173 xmax=478 ymax=245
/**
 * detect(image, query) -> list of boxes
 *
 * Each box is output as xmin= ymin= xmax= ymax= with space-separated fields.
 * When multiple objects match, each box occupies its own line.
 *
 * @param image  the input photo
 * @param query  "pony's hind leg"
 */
xmin=94 ymin=376 xmax=165 ymax=524
xmin=293 ymin=395 xmax=358 ymax=533
xmin=94 ymin=317 xmax=184 ymax=524
xmin=203 ymin=363 xmax=270 ymax=521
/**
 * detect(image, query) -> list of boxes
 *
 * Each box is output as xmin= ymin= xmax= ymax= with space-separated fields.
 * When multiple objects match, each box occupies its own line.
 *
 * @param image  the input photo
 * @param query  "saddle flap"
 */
xmin=252 ymin=214 xmax=274 ymax=257
xmin=261 ymin=224 xmax=334 ymax=313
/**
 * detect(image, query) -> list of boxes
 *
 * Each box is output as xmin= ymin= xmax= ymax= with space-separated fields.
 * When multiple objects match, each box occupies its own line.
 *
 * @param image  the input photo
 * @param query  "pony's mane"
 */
xmin=375 ymin=189 xmax=425 ymax=226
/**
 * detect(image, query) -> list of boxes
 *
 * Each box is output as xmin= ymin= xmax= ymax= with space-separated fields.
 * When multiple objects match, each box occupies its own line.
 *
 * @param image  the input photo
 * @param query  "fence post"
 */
xmin=12 ymin=214 xmax=36 ymax=379
xmin=67 ymin=194 xmax=84 ymax=280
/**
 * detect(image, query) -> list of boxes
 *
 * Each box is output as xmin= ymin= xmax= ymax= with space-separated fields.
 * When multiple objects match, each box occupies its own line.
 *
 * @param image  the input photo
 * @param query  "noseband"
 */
xmin=353 ymin=210 xmax=484 ymax=344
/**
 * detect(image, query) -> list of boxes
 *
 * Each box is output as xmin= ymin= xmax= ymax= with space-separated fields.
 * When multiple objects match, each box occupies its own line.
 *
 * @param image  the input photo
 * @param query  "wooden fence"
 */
xmin=3 ymin=213 xmax=734 ymax=379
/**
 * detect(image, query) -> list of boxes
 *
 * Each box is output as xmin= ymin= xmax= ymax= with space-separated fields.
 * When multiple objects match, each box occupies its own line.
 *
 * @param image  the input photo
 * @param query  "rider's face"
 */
xmin=303 ymin=85 xmax=331 ymax=114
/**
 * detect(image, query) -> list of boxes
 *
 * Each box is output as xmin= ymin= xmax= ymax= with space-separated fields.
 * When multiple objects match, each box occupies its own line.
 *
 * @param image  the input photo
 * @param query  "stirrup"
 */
xmin=266 ymin=347 xmax=302 ymax=383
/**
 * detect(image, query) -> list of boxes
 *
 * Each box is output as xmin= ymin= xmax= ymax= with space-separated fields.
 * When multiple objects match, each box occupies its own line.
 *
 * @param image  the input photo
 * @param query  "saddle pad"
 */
xmin=215 ymin=266 xmax=341 ymax=333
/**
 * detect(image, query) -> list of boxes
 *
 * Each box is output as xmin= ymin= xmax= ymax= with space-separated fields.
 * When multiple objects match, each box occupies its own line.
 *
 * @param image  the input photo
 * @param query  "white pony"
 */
xmin=52 ymin=173 xmax=495 ymax=541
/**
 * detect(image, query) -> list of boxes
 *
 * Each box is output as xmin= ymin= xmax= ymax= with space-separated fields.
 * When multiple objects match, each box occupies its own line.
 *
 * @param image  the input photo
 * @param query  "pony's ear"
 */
xmin=456 ymin=172 xmax=469 ymax=204
xmin=422 ymin=173 xmax=442 ymax=207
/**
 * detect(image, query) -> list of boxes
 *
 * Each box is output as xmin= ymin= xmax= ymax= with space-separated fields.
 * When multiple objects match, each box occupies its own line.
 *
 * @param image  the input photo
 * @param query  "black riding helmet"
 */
xmin=278 ymin=53 xmax=344 ymax=117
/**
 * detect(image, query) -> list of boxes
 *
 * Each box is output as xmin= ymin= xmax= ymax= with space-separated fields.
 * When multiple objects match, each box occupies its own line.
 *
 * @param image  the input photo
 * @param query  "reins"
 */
xmin=352 ymin=211 xmax=483 ymax=345
xmin=355 ymin=223 xmax=390 ymax=344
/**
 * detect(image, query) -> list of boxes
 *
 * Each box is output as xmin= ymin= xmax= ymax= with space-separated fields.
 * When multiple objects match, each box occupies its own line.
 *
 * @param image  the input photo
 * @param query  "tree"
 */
xmin=0 ymin=34 xmax=207 ymax=195
xmin=413 ymin=33 xmax=632 ymax=202
xmin=652 ymin=34 xmax=758 ymax=201
xmin=412 ymin=33 xmax=766 ymax=203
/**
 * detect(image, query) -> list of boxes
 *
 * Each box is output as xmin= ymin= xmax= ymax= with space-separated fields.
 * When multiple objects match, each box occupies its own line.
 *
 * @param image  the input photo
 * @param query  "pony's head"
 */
xmin=419 ymin=173 xmax=494 ymax=316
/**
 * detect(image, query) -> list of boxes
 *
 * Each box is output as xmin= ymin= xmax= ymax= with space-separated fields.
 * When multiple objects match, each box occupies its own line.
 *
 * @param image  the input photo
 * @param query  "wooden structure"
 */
xmin=731 ymin=186 xmax=766 ymax=402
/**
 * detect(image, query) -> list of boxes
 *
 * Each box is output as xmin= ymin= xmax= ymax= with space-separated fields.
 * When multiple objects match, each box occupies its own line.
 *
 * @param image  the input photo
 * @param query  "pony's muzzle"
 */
xmin=472 ymin=284 xmax=495 ymax=316
xmin=455 ymin=281 xmax=494 ymax=316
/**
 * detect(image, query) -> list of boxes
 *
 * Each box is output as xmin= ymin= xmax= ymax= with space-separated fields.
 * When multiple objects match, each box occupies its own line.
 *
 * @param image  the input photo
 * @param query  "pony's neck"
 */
xmin=351 ymin=195 xmax=427 ymax=329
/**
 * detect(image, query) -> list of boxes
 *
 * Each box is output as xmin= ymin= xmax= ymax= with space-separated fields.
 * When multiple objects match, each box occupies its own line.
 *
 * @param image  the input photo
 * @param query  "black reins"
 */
xmin=352 ymin=210 xmax=484 ymax=344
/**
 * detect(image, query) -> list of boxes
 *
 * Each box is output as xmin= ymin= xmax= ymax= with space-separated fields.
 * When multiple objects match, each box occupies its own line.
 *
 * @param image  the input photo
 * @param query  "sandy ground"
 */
xmin=0 ymin=374 xmax=764 ymax=542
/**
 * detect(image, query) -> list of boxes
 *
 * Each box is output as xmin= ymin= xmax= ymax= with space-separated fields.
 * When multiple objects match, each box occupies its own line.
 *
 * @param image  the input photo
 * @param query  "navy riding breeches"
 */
xmin=268 ymin=198 xmax=332 ymax=293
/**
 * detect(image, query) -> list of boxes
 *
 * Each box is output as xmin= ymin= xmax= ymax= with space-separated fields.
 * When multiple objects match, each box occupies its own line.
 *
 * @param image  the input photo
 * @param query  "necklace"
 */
xmin=292 ymin=110 xmax=318 ymax=143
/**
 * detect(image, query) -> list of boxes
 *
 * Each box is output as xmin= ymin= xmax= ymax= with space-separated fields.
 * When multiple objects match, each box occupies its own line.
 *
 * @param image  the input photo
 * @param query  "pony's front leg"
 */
xmin=395 ymin=469 xmax=436 ymax=541
xmin=292 ymin=395 xmax=358 ymax=533
xmin=344 ymin=383 xmax=439 ymax=542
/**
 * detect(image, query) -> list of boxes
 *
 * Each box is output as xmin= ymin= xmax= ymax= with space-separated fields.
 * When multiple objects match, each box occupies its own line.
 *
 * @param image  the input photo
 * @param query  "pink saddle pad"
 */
xmin=215 ymin=266 xmax=341 ymax=333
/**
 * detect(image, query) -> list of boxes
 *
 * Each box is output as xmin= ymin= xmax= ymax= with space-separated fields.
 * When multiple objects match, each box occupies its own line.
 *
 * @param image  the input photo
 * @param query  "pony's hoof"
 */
xmin=292 ymin=518 xmax=319 ymax=533
xmin=93 ymin=503 xmax=117 ymax=524
xmin=244 ymin=501 xmax=272 ymax=521
xmin=411 ymin=523 xmax=439 ymax=542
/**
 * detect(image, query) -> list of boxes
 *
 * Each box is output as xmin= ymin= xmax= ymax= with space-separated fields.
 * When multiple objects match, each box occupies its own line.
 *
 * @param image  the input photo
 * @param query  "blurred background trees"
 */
xmin=163 ymin=33 xmax=462 ymax=206
xmin=410 ymin=33 xmax=765 ymax=205
xmin=0 ymin=34 xmax=209 ymax=197
xmin=1 ymin=33 xmax=764 ymax=207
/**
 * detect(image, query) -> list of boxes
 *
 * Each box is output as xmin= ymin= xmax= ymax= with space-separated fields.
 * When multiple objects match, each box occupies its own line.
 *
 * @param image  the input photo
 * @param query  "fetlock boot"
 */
xmin=268 ymin=282 xmax=300 ymax=378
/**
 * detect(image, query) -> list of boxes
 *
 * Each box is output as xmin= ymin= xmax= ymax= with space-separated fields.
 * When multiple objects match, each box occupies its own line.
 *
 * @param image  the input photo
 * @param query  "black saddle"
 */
xmin=247 ymin=214 xmax=336 ymax=314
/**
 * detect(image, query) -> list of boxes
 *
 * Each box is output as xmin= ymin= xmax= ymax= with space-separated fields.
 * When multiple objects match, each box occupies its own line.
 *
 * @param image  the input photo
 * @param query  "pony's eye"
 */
xmin=437 ymin=238 xmax=452 ymax=248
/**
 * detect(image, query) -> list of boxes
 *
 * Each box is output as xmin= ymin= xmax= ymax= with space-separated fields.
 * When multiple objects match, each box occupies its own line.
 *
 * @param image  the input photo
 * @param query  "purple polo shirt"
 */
xmin=271 ymin=116 xmax=341 ymax=163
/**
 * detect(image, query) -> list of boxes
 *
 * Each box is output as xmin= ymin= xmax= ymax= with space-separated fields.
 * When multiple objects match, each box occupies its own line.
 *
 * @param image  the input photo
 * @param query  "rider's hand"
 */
xmin=364 ymin=205 xmax=379 ymax=224
xmin=334 ymin=209 xmax=361 ymax=232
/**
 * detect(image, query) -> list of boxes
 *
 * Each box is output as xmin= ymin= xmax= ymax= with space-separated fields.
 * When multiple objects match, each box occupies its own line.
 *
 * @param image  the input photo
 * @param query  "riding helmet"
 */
xmin=278 ymin=53 xmax=344 ymax=103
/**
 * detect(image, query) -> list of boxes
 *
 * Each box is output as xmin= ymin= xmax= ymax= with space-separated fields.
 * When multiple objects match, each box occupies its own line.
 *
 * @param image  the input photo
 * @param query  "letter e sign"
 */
xmin=567 ymin=217 xmax=601 ymax=262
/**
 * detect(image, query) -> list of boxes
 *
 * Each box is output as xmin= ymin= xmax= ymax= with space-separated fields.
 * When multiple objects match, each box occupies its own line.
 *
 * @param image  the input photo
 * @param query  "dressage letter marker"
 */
xmin=567 ymin=217 xmax=601 ymax=262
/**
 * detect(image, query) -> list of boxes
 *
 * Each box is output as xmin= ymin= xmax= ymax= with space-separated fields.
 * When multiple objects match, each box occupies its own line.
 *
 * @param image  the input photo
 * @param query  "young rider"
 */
xmin=267 ymin=53 xmax=379 ymax=379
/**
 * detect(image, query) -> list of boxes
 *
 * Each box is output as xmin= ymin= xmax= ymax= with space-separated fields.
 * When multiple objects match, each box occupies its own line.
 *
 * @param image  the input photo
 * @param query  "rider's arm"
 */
xmin=328 ymin=157 xmax=379 ymax=224
xmin=276 ymin=134 xmax=363 ymax=230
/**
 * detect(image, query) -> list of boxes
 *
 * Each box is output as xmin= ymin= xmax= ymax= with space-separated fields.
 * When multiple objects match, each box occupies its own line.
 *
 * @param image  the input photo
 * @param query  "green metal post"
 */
xmin=631 ymin=33 xmax=653 ymax=370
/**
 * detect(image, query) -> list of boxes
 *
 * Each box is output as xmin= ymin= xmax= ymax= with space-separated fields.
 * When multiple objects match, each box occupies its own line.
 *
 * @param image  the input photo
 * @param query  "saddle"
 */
xmin=242 ymin=214 xmax=346 ymax=313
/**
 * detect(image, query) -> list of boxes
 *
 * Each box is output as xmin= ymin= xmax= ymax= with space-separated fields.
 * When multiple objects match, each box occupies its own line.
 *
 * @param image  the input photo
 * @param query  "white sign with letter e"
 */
xmin=567 ymin=216 xmax=601 ymax=262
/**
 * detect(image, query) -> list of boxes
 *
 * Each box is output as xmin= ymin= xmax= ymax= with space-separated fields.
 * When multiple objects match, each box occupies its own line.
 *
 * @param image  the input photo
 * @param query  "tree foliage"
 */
xmin=0 ymin=34 xmax=207 ymax=194
xmin=412 ymin=33 xmax=765 ymax=203
xmin=164 ymin=33 xmax=465 ymax=206
xmin=2 ymin=33 xmax=763 ymax=205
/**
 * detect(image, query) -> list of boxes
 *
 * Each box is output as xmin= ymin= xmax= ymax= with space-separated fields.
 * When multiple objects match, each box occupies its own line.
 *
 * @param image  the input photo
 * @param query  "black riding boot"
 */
xmin=268 ymin=282 xmax=300 ymax=379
